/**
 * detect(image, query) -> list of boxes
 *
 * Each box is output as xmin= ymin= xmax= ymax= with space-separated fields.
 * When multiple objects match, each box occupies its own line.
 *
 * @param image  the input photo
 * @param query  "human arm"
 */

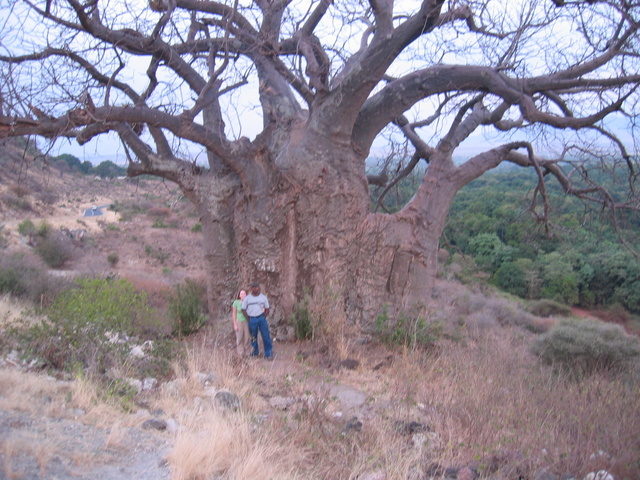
xmin=232 ymin=304 xmax=238 ymax=331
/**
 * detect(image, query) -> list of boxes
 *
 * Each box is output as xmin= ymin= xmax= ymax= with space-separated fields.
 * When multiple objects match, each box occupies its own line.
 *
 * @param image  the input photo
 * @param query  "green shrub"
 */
xmin=3 ymin=194 xmax=32 ymax=211
xmin=169 ymin=279 xmax=206 ymax=336
xmin=0 ymin=267 xmax=22 ymax=296
xmin=191 ymin=223 xmax=202 ymax=233
xmin=18 ymin=219 xmax=37 ymax=237
xmin=291 ymin=294 xmax=313 ymax=340
xmin=526 ymin=299 xmax=572 ymax=318
xmin=375 ymin=305 xmax=442 ymax=350
xmin=8 ymin=277 xmax=161 ymax=374
xmin=144 ymin=245 xmax=169 ymax=263
xmin=531 ymin=318 xmax=640 ymax=374
xmin=151 ymin=218 xmax=167 ymax=228
xmin=0 ymin=253 xmax=62 ymax=304
xmin=107 ymin=253 xmax=119 ymax=267
xmin=35 ymin=236 xmax=71 ymax=268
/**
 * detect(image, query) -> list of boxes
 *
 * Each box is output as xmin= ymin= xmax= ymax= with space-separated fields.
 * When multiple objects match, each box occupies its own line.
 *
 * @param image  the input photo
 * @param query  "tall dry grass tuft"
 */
xmin=0 ymin=368 xmax=69 ymax=415
xmin=307 ymin=282 xmax=355 ymax=361
xmin=167 ymin=409 xmax=299 ymax=480
xmin=399 ymin=330 xmax=640 ymax=479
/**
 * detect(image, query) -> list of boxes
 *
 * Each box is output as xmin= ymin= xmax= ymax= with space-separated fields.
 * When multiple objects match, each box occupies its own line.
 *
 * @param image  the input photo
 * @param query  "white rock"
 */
xmin=584 ymin=470 xmax=614 ymax=480
xmin=129 ymin=345 xmax=145 ymax=358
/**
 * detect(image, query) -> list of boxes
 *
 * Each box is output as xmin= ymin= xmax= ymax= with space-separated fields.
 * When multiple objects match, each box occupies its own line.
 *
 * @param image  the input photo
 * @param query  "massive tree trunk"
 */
xmin=192 ymin=130 xmax=459 ymax=332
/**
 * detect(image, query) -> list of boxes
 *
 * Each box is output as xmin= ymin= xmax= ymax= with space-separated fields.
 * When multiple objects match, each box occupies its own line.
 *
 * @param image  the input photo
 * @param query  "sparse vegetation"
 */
xmin=34 ymin=235 xmax=71 ymax=268
xmin=107 ymin=253 xmax=119 ymax=267
xmin=6 ymin=277 xmax=164 ymax=374
xmin=169 ymin=279 xmax=207 ymax=336
xmin=531 ymin=317 xmax=640 ymax=375
xmin=152 ymin=218 xmax=167 ymax=228
xmin=527 ymin=298 xmax=573 ymax=318
xmin=144 ymin=244 xmax=169 ymax=263
xmin=375 ymin=305 xmax=443 ymax=351
xmin=17 ymin=219 xmax=37 ymax=237
xmin=0 ymin=253 xmax=61 ymax=304
xmin=291 ymin=293 xmax=313 ymax=340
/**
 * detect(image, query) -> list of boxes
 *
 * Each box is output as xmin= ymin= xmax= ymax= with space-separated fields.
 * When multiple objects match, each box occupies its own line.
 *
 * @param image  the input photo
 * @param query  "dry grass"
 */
xmin=0 ymin=368 xmax=70 ymax=415
xmin=167 ymin=409 xmax=299 ymax=480
xmin=1 ymin=435 xmax=58 ymax=479
xmin=396 ymin=331 xmax=640 ymax=479
xmin=2 ymin=278 xmax=639 ymax=479
xmin=131 ymin=316 xmax=639 ymax=480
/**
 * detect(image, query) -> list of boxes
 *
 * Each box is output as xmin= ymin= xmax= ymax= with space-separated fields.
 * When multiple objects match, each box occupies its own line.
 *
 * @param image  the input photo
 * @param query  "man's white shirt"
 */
xmin=242 ymin=293 xmax=269 ymax=317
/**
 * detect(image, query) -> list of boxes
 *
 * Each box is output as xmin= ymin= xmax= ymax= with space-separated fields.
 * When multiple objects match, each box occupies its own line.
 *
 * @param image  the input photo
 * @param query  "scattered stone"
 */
xmin=203 ymin=386 xmax=217 ymax=397
xmin=395 ymin=420 xmax=429 ymax=435
xmin=425 ymin=463 xmax=445 ymax=478
xmin=339 ymin=358 xmax=360 ymax=370
xmin=457 ymin=466 xmax=478 ymax=480
xmin=269 ymin=396 xmax=296 ymax=410
xmin=534 ymin=468 xmax=558 ymax=480
xmin=142 ymin=418 xmax=167 ymax=431
xmin=68 ymin=408 xmax=85 ymax=418
xmin=195 ymin=372 xmax=218 ymax=386
xmin=126 ymin=378 xmax=143 ymax=393
xmin=215 ymin=390 xmax=240 ymax=411
xmin=129 ymin=345 xmax=145 ymax=358
xmin=165 ymin=418 xmax=180 ymax=433
xmin=584 ymin=471 xmax=614 ymax=480
xmin=142 ymin=377 xmax=158 ymax=390
xmin=443 ymin=466 xmax=458 ymax=478
xmin=359 ymin=469 xmax=386 ymax=480
xmin=373 ymin=355 xmax=394 ymax=370
xmin=343 ymin=416 xmax=362 ymax=433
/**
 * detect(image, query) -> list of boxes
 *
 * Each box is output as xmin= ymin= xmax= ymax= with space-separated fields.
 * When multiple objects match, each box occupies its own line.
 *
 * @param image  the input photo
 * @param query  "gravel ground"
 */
xmin=0 ymin=403 xmax=171 ymax=480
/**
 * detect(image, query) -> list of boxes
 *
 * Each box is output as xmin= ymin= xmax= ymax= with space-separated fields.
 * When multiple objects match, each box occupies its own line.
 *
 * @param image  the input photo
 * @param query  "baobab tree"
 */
xmin=0 ymin=0 xmax=638 ymax=330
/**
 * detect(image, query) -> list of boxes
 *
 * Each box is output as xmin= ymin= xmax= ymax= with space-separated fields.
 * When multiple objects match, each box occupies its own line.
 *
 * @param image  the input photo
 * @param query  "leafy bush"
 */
xmin=375 ymin=305 xmax=442 ymax=350
xmin=144 ymin=245 xmax=169 ymax=263
xmin=191 ymin=223 xmax=202 ymax=233
xmin=107 ymin=253 xmax=119 ymax=267
xmin=2 ymin=193 xmax=32 ymax=211
xmin=526 ymin=299 xmax=572 ymax=318
xmin=531 ymin=318 xmax=640 ymax=374
xmin=17 ymin=219 xmax=37 ymax=237
xmin=0 ymin=267 xmax=21 ymax=296
xmin=152 ymin=218 xmax=167 ymax=228
xmin=291 ymin=294 xmax=313 ymax=340
xmin=35 ymin=236 xmax=72 ymax=268
xmin=8 ymin=277 xmax=162 ymax=374
xmin=0 ymin=252 xmax=58 ymax=303
xmin=169 ymin=279 xmax=207 ymax=336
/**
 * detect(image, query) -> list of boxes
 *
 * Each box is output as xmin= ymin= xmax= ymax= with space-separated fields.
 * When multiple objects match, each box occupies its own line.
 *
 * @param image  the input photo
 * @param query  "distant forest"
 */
xmin=5 ymin=137 xmax=127 ymax=179
xmin=54 ymin=153 xmax=127 ymax=179
xmin=370 ymin=163 xmax=640 ymax=314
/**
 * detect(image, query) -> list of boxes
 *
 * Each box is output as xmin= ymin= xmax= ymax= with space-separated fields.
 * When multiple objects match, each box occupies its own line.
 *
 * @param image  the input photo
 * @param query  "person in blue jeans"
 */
xmin=241 ymin=282 xmax=273 ymax=359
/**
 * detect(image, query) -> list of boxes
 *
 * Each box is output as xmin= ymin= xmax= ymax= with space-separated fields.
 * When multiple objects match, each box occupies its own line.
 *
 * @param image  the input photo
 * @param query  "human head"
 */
xmin=251 ymin=282 xmax=260 ymax=295
xmin=238 ymin=289 xmax=247 ymax=300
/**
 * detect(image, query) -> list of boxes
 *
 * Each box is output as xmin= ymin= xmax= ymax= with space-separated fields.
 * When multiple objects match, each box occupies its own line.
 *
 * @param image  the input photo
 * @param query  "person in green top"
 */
xmin=232 ymin=289 xmax=249 ymax=356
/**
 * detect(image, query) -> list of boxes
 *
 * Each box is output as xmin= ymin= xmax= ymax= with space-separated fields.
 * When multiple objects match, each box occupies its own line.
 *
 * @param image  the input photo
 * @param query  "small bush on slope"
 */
xmin=7 ymin=277 xmax=168 ymax=376
xmin=531 ymin=317 xmax=640 ymax=374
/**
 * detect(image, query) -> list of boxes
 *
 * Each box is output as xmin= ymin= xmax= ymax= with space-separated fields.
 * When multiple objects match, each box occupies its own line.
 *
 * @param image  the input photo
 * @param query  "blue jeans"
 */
xmin=248 ymin=314 xmax=273 ymax=358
